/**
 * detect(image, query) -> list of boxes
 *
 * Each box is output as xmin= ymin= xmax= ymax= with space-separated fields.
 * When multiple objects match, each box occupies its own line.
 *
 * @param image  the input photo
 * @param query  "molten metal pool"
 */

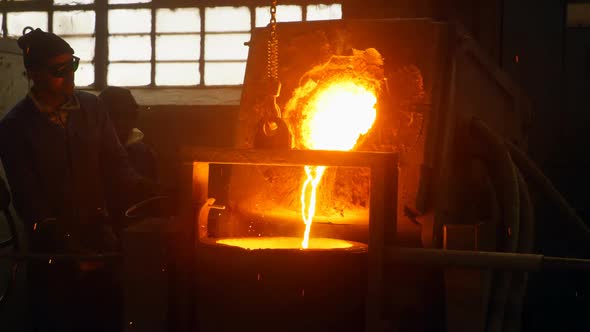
xmin=197 ymin=236 xmax=368 ymax=332
xmin=214 ymin=237 xmax=367 ymax=250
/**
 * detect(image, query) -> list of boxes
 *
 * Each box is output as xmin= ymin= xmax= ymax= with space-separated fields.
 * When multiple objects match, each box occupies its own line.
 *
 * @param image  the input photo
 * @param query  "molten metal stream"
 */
xmin=301 ymin=165 xmax=326 ymax=248
xmin=299 ymin=81 xmax=378 ymax=249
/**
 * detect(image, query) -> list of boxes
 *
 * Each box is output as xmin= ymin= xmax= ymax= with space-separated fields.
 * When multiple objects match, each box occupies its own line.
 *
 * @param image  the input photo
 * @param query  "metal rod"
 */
xmin=150 ymin=3 xmax=156 ymax=87
xmin=0 ymin=0 xmax=343 ymax=12
xmin=94 ymin=0 xmax=107 ymax=89
xmin=199 ymin=5 xmax=205 ymax=86
xmin=385 ymin=247 xmax=590 ymax=272
xmin=108 ymin=59 xmax=238 ymax=64
xmin=183 ymin=147 xmax=398 ymax=168
xmin=0 ymin=252 xmax=122 ymax=261
xmin=543 ymin=256 xmax=590 ymax=271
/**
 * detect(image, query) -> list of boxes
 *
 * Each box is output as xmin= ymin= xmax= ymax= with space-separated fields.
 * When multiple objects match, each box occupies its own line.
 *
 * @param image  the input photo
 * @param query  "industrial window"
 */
xmin=204 ymin=6 xmax=250 ymax=86
xmin=6 ymin=12 xmax=49 ymax=37
xmin=53 ymin=10 xmax=95 ymax=86
xmin=155 ymin=8 xmax=200 ymax=86
xmin=0 ymin=1 xmax=342 ymax=88
xmin=107 ymin=8 xmax=151 ymax=86
xmin=55 ymin=0 xmax=94 ymax=4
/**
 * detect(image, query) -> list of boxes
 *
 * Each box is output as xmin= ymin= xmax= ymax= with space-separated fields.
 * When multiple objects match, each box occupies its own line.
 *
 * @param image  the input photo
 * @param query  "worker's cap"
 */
xmin=17 ymin=27 xmax=74 ymax=70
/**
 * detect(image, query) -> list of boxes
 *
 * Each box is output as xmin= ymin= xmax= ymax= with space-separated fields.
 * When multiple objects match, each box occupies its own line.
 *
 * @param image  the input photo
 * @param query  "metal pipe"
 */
xmin=0 ymin=252 xmax=122 ymax=261
xmin=385 ymin=247 xmax=590 ymax=272
xmin=504 ymin=169 xmax=535 ymax=332
xmin=470 ymin=118 xmax=521 ymax=332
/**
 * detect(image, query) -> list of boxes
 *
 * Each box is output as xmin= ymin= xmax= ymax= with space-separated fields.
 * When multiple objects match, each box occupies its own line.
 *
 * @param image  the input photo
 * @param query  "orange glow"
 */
xmin=300 ymin=81 xmax=378 ymax=151
xmin=216 ymin=237 xmax=360 ymax=250
xmin=299 ymin=81 xmax=378 ymax=248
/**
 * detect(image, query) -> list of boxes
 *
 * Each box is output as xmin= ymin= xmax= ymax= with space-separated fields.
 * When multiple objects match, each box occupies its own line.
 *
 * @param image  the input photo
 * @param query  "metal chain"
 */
xmin=267 ymin=0 xmax=279 ymax=80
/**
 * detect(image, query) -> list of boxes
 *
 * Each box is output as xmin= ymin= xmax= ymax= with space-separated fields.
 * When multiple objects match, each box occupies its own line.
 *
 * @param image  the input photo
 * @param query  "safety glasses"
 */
xmin=48 ymin=56 xmax=80 ymax=78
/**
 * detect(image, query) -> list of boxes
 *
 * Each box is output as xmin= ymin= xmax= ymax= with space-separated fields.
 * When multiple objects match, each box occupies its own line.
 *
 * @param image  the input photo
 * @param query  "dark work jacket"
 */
xmin=0 ymin=91 xmax=145 ymax=252
xmin=107 ymin=139 xmax=158 ymax=231
xmin=127 ymin=140 xmax=158 ymax=182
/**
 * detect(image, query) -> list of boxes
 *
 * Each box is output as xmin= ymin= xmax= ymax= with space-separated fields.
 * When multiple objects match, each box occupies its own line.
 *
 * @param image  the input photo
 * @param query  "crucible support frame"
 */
xmin=182 ymin=147 xmax=398 ymax=332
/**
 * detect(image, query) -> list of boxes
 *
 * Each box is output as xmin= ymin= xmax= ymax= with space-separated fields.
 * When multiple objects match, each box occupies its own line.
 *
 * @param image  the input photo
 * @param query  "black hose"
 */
xmin=469 ymin=118 xmax=520 ymax=332
xmin=504 ymin=168 xmax=534 ymax=332
xmin=516 ymin=169 xmax=535 ymax=254
xmin=470 ymin=119 xmax=521 ymax=252
xmin=506 ymin=140 xmax=590 ymax=240
xmin=469 ymin=119 xmax=590 ymax=331
xmin=479 ymin=161 xmax=499 ymax=326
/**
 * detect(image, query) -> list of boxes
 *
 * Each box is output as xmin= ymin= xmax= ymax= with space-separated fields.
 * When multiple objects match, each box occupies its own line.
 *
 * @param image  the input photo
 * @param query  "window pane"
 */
xmin=53 ymin=11 xmax=95 ymax=35
xmin=54 ymin=0 xmax=94 ymax=5
xmin=109 ymin=35 xmax=151 ymax=61
xmin=64 ymin=37 xmax=95 ymax=61
xmin=109 ymin=9 xmax=150 ymax=34
xmin=108 ymin=63 xmax=150 ymax=86
xmin=156 ymin=62 xmax=199 ymax=86
xmin=255 ymin=5 xmax=303 ymax=27
xmin=205 ymin=62 xmax=246 ymax=85
xmin=205 ymin=7 xmax=250 ymax=32
xmin=109 ymin=0 xmax=150 ymax=4
xmin=205 ymin=33 xmax=249 ymax=61
xmin=7 ymin=12 xmax=48 ymax=37
xmin=156 ymin=35 xmax=200 ymax=61
xmin=156 ymin=8 xmax=200 ymax=33
xmin=75 ymin=62 xmax=94 ymax=87
xmin=307 ymin=4 xmax=342 ymax=21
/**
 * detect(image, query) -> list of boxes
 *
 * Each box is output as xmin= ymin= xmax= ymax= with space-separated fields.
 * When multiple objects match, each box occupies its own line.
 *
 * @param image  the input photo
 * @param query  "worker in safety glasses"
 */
xmin=0 ymin=28 xmax=156 ymax=332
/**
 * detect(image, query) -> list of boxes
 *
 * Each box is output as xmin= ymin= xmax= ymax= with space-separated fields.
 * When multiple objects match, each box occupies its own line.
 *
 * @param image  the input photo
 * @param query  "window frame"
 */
xmin=0 ymin=0 xmax=344 ymax=89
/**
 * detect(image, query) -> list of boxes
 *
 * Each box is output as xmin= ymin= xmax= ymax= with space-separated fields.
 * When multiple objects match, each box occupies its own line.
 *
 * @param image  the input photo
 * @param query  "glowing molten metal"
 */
xmin=300 ymin=81 xmax=378 ymax=248
xmin=216 ymin=237 xmax=355 ymax=250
